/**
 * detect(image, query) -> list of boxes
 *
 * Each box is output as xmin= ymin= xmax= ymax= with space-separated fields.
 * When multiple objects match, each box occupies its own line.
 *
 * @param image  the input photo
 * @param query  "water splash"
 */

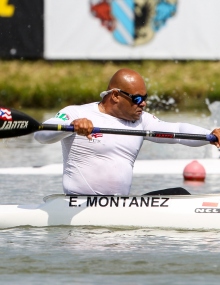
xmin=147 ymin=94 xmax=177 ymax=111
xmin=207 ymin=100 xmax=220 ymax=127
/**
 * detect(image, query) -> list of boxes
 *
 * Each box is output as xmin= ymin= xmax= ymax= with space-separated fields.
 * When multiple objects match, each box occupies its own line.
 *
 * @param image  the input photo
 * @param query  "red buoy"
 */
xmin=183 ymin=160 xmax=206 ymax=181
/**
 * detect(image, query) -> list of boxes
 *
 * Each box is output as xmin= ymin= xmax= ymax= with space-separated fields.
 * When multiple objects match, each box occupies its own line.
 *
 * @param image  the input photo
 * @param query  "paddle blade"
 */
xmin=0 ymin=107 xmax=40 ymax=138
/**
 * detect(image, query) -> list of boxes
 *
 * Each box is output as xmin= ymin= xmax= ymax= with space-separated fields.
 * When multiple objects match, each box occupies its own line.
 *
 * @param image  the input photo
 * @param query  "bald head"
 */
xmin=108 ymin=68 xmax=146 ymax=92
xmin=100 ymin=68 xmax=147 ymax=121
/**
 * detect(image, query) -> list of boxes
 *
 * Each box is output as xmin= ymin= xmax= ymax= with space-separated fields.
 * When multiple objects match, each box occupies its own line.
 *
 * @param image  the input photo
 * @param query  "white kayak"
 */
xmin=1 ymin=193 xmax=220 ymax=230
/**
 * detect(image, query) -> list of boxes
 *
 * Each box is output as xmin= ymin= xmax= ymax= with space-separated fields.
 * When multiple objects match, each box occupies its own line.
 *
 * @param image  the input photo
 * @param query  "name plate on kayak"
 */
xmin=69 ymin=196 xmax=170 ymax=208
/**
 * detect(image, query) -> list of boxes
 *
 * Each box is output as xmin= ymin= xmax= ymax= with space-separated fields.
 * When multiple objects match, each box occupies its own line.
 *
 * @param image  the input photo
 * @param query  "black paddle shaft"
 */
xmin=95 ymin=128 xmax=214 ymax=141
xmin=0 ymin=107 xmax=218 ymax=142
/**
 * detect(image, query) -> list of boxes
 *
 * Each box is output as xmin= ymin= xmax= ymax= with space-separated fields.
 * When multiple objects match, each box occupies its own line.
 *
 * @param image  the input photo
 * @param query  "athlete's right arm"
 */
xmin=34 ymin=117 xmax=73 ymax=144
xmin=34 ymin=107 xmax=76 ymax=144
xmin=34 ymin=105 xmax=94 ymax=143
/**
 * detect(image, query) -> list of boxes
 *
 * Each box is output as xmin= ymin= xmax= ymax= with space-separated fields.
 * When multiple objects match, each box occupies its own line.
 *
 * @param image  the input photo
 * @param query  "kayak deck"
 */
xmin=1 ymin=194 xmax=220 ymax=230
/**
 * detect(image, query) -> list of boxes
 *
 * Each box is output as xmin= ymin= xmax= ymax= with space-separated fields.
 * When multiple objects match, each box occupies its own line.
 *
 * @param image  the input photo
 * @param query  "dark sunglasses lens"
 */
xmin=132 ymin=96 xmax=145 ymax=104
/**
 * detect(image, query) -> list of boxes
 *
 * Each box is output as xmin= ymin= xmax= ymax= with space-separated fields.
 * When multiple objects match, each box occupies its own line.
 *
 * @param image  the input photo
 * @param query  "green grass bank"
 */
xmin=1 ymin=60 xmax=220 ymax=111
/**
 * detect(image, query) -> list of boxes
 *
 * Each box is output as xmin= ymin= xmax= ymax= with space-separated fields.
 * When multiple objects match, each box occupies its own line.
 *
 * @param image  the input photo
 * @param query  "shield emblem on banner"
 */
xmin=90 ymin=0 xmax=177 ymax=46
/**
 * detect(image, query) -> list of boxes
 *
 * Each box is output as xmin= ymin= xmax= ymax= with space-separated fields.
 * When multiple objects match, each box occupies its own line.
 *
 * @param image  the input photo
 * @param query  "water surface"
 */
xmin=0 ymin=110 xmax=220 ymax=284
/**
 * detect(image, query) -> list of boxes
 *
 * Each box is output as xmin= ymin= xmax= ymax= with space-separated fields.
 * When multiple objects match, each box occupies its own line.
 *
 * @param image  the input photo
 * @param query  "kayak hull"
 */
xmin=1 ymin=194 xmax=220 ymax=230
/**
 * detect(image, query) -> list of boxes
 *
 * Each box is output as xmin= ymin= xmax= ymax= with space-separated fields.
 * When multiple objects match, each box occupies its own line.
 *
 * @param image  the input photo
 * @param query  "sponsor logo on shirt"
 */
xmin=89 ymin=133 xmax=103 ymax=143
xmin=92 ymin=133 xmax=103 ymax=138
xmin=152 ymin=115 xmax=160 ymax=122
xmin=55 ymin=112 xmax=70 ymax=121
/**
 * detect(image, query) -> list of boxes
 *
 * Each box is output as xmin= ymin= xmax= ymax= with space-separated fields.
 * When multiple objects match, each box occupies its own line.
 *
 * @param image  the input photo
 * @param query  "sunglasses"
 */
xmin=119 ymin=89 xmax=148 ymax=105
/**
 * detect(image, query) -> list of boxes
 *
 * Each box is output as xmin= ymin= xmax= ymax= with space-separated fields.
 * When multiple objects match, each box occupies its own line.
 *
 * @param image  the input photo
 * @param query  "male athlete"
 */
xmin=34 ymin=68 xmax=220 ymax=195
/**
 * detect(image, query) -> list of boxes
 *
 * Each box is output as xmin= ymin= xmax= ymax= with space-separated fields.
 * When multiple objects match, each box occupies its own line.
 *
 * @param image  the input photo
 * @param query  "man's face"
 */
xmin=116 ymin=84 xmax=147 ymax=121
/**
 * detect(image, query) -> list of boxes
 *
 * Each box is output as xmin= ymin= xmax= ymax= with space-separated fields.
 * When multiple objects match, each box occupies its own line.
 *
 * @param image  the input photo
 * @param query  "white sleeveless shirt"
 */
xmin=34 ymin=103 xmax=210 ymax=195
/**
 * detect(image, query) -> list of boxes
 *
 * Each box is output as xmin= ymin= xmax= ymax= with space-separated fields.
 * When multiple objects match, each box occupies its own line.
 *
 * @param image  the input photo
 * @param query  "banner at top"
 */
xmin=44 ymin=0 xmax=220 ymax=60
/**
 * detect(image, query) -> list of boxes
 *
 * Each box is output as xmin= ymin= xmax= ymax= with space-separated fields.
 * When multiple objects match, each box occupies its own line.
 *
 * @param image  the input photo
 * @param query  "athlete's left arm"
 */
xmin=141 ymin=112 xmax=211 ymax=146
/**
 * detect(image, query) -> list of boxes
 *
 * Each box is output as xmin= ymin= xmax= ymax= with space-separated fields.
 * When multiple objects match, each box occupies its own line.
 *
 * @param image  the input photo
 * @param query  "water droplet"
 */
xmin=10 ymin=48 xmax=16 ymax=55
